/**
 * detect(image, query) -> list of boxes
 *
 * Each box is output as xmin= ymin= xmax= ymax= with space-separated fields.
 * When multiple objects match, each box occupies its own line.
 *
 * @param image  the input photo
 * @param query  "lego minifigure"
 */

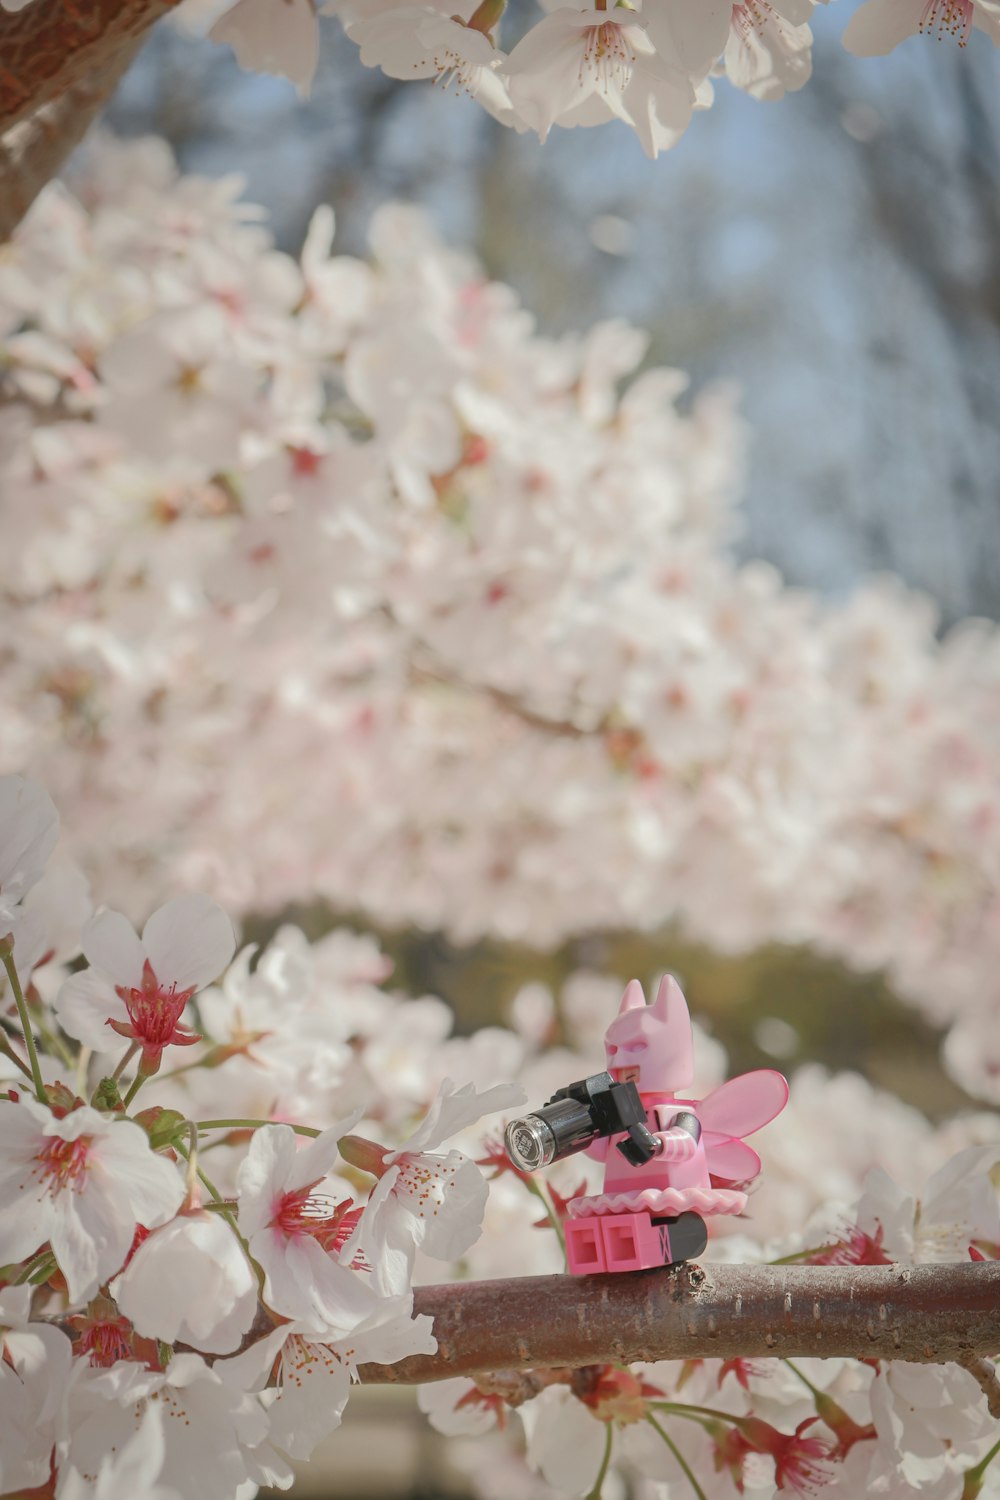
xmin=504 ymin=977 xmax=788 ymax=1275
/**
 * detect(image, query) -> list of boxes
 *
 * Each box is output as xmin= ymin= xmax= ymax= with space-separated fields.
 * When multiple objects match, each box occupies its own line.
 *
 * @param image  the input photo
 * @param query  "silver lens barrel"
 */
xmin=504 ymin=1115 xmax=558 ymax=1172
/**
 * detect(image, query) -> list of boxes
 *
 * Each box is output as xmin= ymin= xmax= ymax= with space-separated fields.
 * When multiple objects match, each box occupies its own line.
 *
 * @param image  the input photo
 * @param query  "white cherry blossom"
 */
xmin=54 ymin=893 xmax=236 ymax=1075
xmin=0 ymin=1097 xmax=185 ymax=1302
xmin=58 ymin=1404 xmax=181 ymax=1500
xmin=349 ymin=8 xmax=519 ymax=125
xmin=210 ymin=0 xmax=321 ymax=94
xmin=0 ymin=1285 xmax=74 ymax=1494
xmin=113 ymin=1206 xmax=259 ymax=1355
xmin=501 ymin=7 xmax=695 ymax=152
xmin=58 ymin=1352 xmax=293 ymax=1498
xmin=0 ymin=774 xmax=60 ymax=938
xmin=220 ymin=1295 xmax=435 ymax=1461
xmin=235 ymin=1117 xmax=373 ymax=1329
xmin=843 ymin=0 xmax=1000 ymax=54
xmin=342 ymin=1078 xmax=525 ymax=1294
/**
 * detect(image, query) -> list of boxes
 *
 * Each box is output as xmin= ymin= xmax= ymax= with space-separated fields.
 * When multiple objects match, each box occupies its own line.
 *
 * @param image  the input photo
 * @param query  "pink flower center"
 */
xmin=272 ymin=1188 xmax=363 ymax=1255
xmin=36 ymin=1134 xmax=91 ymax=1193
xmin=110 ymin=958 xmax=199 ymax=1070
xmin=77 ymin=1316 xmax=133 ymax=1367
xmin=581 ymin=21 xmax=637 ymax=93
xmin=732 ymin=0 xmax=778 ymax=42
xmin=919 ymin=0 xmax=973 ymax=43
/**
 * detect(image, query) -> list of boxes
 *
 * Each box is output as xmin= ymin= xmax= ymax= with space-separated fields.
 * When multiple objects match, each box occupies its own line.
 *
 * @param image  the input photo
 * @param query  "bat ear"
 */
xmin=652 ymin=974 xmax=688 ymax=1025
xmin=617 ymin=979 xmax=646 ymax=1014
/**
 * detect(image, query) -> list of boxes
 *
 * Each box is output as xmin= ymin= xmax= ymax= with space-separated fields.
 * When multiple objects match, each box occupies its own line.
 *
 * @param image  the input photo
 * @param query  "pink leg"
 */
xmin=599 ymin=1213 xmax=663 ymax=1273
xmin=565 ymin=1218 xmax=607 ymax=1276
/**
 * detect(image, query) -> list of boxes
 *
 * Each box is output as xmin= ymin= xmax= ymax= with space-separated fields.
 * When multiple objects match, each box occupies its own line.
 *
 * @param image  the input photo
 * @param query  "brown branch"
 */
xmin=357 ymin=1263 xmax=1000 ymax=1386
xmin=0 ymin=0 xmax=175 ymax=134
xmin=959 ymin=1351 xmax=1000 ymax=1421
xmin=0 ymin=37 xmax=143 ymax=244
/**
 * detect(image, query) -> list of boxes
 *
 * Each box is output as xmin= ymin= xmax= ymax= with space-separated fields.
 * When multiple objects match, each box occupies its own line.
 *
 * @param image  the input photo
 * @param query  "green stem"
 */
xmin=0 ymin=1029 xmax=34 ymax=1081
xmin=111 ymin=1043 xmax=139 ymax=1084
xmin=645 ymin=1414 xmax=709 ymax=1500
xmin=651 ymin=1401 xmax=747 ymax=1430
xmin=783 ymin=1358 xmax=822 ymax=1399
xmin=173 ymin=1138 xmax=225 ymax=1204
xmin=14 ymin=1249 xmax=56 ymax=1285
xmin=768 ymin=1246 xmax=836 ymax=1265
xmin=122 ymin=1073 xmax=145 ymax=1109
xmin=2 ymin=948 xmax=47 ymax=1103
xmin=964 ymin=1436 xmax=1000 ymax=1496
xmin=196 ymin=1117 xmax=321 ymax=1138
xmin=524 ymin=1176 xmax=566 ymax=1262
xmin=585 ymin=1424 xmax=614 ymax=1500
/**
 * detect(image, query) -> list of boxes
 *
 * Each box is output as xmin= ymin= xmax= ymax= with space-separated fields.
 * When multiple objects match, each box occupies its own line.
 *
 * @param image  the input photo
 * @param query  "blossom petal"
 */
xmin=842 ymin=0 xmax=923 ymax=55
xmin=81 ymin=908 xmax=144 ymax=988
xmin=52 ymin=969 xmax=129 ymax=1050
xmin=142 ymin=892 xmax=236 ymax=992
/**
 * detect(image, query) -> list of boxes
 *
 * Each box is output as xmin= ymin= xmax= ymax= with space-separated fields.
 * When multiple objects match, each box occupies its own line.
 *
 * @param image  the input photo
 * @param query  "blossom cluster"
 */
xmin=2 ymin=137 xmax=1000 ymax=1108
xmin=0 ymin=772 xmax=525 ymax=1497
xmin=185 ymin=0 xmax=1000 ymax=159
xmin=1 ymin=773 xmax=998 ymax=1499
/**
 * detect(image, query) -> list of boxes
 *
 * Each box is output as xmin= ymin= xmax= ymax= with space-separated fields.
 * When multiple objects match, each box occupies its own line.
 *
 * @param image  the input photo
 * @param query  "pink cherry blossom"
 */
xmin=0 ymin=1097 xmax=184 ymax=1302
xmin=235 ymin=1117 xmax=376 ymax=1330
xmin=53 ymin=893 xmax=236 ymax=1075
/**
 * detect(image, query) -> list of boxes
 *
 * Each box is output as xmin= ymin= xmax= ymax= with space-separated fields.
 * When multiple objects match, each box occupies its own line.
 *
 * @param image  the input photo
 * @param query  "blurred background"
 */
xmin=85 ymin=9 xmax=1000 ymax=1491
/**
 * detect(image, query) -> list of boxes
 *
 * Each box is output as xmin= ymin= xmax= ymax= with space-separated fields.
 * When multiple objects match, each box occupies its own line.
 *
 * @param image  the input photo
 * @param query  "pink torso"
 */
xmin=600 ymin=1093 xmax=710 ymax=1196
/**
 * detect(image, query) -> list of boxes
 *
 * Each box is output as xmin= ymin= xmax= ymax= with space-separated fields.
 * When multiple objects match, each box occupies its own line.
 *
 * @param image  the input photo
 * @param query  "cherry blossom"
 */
xmin=57 ymin=1405 xmax=181 ymax=1500
xmin=0 ymin=1285 xmax=74 ymax=1494
xmin=500 ymin=8 xmax=696 ymax=154
xmin=340 ymin=1078 xmax=525 ymax=1294
xmin=54 ymin=893 xmax=236 ymax=1076
xmin=0 ymin=1097 xmax=184 ymax=1302
xmin=0 ymin=773 xmax=60 ymax=938
xmin=235 ymin=1117 xmax=376 ymax=1328
xmin=843 ymin=0 xmax=1000 ymax=54
xmin=112 ymin=1205 xmax=259 ymax=1354
xmin=58 ymin=1352 xmax=294 ymax=1498
xmin=221 ymin=1295 xmax=436 ymax=1462
xmin=348 ymin=7 xmax=520 ymax=126
xmin=210 ymin=0 xmax=321 ymax=94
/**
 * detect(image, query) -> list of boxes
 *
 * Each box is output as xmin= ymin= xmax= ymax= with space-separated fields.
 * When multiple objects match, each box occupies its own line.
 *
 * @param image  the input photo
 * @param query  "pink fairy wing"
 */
xmin=697 ymin=1070 xmax=789 ymax=1140
xmin=703 ymin=1134 xmax=761 ymax=1185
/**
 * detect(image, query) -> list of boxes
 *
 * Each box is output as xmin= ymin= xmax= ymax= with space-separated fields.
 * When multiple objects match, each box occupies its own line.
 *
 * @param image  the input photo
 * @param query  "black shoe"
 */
xmin=654 ymin=1212 xmax=708 ymax=1264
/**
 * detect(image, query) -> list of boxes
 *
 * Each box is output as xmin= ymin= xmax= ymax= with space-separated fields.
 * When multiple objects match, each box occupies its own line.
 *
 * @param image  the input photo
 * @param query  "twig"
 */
xmin=0 ymin=0 xmax=174 ymax=134
xmin=959 ymin=1351 xmax=1000 ymax=1420
xmin=0 ymin=37 xmax=145 ymax=244
xmin=356 ymin=1263 xmax=1000 ymax=1385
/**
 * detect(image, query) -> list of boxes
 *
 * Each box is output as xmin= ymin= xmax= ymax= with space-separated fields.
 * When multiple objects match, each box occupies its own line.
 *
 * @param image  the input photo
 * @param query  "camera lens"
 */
xmin=504 ymin=1116 xmax=557 ymax=1171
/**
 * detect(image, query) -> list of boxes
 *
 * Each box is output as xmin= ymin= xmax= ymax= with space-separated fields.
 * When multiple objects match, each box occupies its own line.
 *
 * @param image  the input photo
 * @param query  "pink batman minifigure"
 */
xmin=504 ymin=977 xmax=788 ymax=1275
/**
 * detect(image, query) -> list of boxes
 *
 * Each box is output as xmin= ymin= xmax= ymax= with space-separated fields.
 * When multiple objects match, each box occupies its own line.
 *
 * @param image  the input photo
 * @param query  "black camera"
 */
xmin=503 ymin=1071 xmax=663 ymax=1172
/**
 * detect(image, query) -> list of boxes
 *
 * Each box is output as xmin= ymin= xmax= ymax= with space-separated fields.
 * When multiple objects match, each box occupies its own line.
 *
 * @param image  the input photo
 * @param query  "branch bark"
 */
xmin=356 ymin=1263 xmax=1000 ymax=1386
xmin=0 ymin=39 xmax=143 ymax=244
xmin=0 ymin=0 xmax=175 ymax=134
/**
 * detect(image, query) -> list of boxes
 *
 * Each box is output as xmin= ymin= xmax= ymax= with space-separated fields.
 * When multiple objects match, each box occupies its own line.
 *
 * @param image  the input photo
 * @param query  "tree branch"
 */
xmin=357 ymin=1264 xmax=1000 ymax=1386
xmin=0 ymin=38 xmax=144 ymax=244
xmin=0 ymin=0 xmax=175 ymax=135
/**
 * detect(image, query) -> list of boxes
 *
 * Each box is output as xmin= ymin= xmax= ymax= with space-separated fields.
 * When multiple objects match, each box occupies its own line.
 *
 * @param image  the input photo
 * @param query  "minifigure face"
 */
xmin=604 ymin=976 xmax=694 ymax=1093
